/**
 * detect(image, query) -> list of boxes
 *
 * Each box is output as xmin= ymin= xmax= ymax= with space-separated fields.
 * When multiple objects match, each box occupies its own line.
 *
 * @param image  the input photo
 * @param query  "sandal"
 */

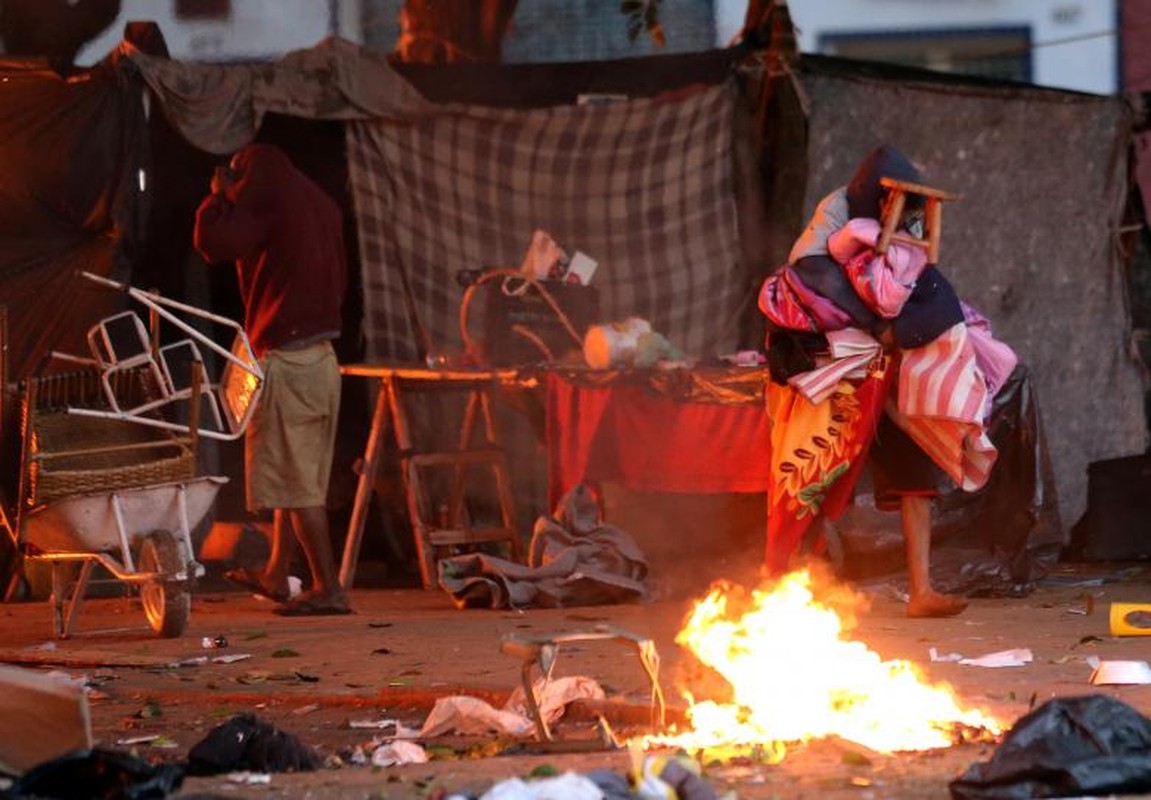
xmin=224 ymin=567 xmax=290 ymax=603
xmin=272 ymin=594 xmax=353 ymax=617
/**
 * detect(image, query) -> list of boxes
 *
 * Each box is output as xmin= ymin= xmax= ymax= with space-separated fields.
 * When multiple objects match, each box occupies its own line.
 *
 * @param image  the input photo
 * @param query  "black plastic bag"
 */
xmin=2 ymin=747 xmax=184 ymax=799
xmin=185 ymin=713 xmax=320 ymax=776
xmin=950 ymin=694 xmax=1151 ymax=799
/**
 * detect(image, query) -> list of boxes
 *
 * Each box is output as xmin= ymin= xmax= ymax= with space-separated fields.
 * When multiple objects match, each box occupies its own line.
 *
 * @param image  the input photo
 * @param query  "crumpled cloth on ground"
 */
xmin=437 ymin=484 xmax=648 ymax=609
xmin=419 ymin=676 xmax=605 ymax=738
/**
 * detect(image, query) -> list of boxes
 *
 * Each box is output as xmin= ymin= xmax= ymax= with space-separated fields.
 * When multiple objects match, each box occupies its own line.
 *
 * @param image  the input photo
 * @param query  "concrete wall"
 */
xmin=76 ymin=0 xmax=364 ymax=64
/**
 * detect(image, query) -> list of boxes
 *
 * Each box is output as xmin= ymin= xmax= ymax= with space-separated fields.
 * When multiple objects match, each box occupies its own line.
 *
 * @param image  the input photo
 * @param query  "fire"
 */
xmin=647 ymin=569 xmax=1001 ymax=757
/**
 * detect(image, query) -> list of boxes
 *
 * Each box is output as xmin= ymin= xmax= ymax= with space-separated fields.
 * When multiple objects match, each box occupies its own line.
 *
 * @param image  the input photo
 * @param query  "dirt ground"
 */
xmin=1 ymin=557 xmax=1150 ymax=799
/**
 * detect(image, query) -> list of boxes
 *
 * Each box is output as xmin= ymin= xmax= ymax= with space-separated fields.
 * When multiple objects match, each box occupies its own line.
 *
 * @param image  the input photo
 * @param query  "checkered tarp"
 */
xmin=346 ymin=82 xmax=744 ymax=363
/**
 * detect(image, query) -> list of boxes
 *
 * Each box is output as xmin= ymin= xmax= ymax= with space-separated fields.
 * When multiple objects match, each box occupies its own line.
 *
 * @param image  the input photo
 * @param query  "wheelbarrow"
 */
xmin=21 ymin=477 xmax=226 ymax=638
xmin=1 ymin=272 xmax=263 ymax=638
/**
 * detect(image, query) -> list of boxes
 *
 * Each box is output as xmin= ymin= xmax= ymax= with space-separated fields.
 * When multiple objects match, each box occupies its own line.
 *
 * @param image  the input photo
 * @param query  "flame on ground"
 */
xmin=644 ymin=569 xmax=1002 ymax=758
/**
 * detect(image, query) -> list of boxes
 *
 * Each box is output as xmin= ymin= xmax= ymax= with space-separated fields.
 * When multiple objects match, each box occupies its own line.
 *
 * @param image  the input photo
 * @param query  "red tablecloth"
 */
xmin=546 ymin=371 xmax=772 ymax=507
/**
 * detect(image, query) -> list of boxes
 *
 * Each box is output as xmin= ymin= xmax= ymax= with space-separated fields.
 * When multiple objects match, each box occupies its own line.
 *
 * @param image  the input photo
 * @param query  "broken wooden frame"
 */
xmin=500 ymin=625 xmax=666 ymax=742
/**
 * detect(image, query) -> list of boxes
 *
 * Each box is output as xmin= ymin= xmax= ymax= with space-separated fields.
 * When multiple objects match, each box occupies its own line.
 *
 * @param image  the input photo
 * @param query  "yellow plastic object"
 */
xmin=1109 ymin=602 xmax=1151 ymax=636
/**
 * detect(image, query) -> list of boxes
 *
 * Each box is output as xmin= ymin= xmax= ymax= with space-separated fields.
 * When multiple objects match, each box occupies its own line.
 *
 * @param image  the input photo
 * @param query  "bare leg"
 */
xmin=902 ymin=495 xmax=967 ymax=618
xmin=225 ymin=514 xmax=296 ymax=600
xmin=261 ymin=510 xmax=298 ymax=593
xmin=286 ymin=506 xmax=348 ymax=606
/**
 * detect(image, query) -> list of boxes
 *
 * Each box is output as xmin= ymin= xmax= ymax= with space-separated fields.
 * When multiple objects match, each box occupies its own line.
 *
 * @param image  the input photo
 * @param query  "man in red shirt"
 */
xmin=194 ymin=143 xmax=350 ymax=616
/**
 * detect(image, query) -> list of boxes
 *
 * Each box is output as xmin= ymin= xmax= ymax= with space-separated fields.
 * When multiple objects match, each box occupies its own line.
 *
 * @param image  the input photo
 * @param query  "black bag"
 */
xmin=1067 ymin=454 xmax=1151 ymax=561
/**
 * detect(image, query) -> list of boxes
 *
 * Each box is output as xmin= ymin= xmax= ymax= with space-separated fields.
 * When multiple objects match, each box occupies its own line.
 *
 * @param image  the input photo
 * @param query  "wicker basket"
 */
xmin=28 ymin=411 xmax=196 ymax=506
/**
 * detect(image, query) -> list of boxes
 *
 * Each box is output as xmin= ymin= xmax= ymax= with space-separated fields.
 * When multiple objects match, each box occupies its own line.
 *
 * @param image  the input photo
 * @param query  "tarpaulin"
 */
xmin=127 ymin=36 xmax=434 ymax=156
xmin=347 ymin=81 xmax=746 ymax=364
xmin=0 ymin=55 xmax=148 ymax=382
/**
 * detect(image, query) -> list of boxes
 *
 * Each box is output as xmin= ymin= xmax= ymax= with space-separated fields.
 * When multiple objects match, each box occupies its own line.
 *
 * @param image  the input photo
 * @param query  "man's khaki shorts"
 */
xmin=245 ymin=342 xmax=340 ymax=511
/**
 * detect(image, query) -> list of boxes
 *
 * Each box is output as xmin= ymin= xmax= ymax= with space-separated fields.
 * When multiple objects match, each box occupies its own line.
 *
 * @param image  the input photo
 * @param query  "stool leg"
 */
xmin=926 ymin=197 xmax=943 ymax=263
xmin=876 ymin=190 xmax=906 ymax=255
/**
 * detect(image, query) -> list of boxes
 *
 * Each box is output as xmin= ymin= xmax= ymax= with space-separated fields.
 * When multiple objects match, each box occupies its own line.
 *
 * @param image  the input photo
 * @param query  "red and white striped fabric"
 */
xmin=892 ymin=323 xmax=997 ymax=490
xmin=789 ymin=328 xmax=882 ymax=404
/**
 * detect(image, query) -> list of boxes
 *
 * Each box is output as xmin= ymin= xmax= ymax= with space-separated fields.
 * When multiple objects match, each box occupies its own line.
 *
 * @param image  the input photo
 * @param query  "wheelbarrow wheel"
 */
xmin=138 ymin=530 xmax=191 ymax=638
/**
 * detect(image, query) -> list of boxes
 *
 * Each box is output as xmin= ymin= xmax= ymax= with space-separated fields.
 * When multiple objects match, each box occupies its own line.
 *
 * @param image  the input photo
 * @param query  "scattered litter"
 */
xmin=226 ymin=771 xmax=272 ymax=785
xmin=958 ymin=648 xmax=1033 ymax=668
xmin=291 ymin=703 xmax=321 ymax=716
xmin=929 ymin=647 xmax=963 ymax=662
xmin=633 ymin=749 xmax=717 ymax=800
xmin=23 ymin=642 xmax=57 ymax=652
xmin=370 ymin=740 xmax=428 ymax=767
xmin=201 ymin=636 xmax=229 ymax=650
xmin=347 ymin=718 xmax=420 ymax=737
xmin=1089 ymin=660 xmax=1151 ymax=685
xmin=212 ymin=653 xmax=252 ymax=664
xmin=116 ymin=735 xmax=160 ymax=746
xmin=420 ymin=695 xmax=533 ymax=738
xmin=135 ymin=700 xmax=163 ymax=719
xmin=419 ymin=676 xmax=607 ymax=739
xmin=1110 ymin=602 xmax=1151 ymax=636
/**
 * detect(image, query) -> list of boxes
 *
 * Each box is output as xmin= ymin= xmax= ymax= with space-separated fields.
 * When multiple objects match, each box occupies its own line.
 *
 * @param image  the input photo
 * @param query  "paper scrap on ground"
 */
xmin=370 ymin=740 xmax=428 ymax=767
xmin=348 ymin=718 xmax=421 ymax=738
xmin=929 ymin=647 xmax=963 ymax=662
xmin=958 ymin=648 xmax=1033 ymax=667
xmin=1089 ymin=660 xmax=1151 ymax=685
xmin=226 ymin=772 xmax=271 ymax=785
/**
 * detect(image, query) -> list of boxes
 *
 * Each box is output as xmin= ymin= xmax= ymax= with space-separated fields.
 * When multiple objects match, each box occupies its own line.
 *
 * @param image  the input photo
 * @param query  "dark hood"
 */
xmin=846 ymin=144 xmax=921 ymax=219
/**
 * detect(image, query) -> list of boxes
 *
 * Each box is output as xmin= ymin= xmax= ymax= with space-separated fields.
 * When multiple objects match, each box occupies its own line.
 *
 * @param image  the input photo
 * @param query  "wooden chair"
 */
xmin=876 ymin=177 xmax=961 ymax=263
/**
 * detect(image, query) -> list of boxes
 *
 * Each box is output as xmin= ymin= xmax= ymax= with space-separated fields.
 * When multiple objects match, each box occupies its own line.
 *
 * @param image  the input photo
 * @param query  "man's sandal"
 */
xmin=224 ymin=567 xmax=290 ymax=603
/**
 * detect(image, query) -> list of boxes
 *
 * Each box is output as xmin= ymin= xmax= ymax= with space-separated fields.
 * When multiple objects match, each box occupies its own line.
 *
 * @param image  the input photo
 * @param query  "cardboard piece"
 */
xmin=0 ymin=664 xmax=92 ymax=775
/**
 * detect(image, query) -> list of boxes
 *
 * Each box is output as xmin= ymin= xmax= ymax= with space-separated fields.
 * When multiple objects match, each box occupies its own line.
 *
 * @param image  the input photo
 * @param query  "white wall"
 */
xmin=715 ymin=0 xmax=1118 ymax=95
xmin=77 ymin=0 xmax=363 ymax=65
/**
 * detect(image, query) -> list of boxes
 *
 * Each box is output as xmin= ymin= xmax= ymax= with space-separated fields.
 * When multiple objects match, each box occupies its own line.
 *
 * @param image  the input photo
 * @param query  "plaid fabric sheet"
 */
xmin=346 ymin=83 xmax=745 ymax=363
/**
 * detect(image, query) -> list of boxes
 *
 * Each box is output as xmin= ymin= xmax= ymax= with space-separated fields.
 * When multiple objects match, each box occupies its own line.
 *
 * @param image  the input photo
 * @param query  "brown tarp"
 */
xmin=0 ymin=57 xmax=146 ymax=383
xmin=127 ymin=36 xmax=435 ymax=156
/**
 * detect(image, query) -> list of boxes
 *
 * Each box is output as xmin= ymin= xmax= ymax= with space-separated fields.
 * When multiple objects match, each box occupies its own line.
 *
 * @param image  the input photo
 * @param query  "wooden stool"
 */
xmin=403 ymin=385 xmax=521 ymax=590
xmin=875 ymin=177 xmax=960 ymax=263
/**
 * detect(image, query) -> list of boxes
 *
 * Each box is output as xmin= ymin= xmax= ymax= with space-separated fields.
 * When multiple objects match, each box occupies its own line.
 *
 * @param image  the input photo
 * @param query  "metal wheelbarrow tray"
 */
xmin=22 ymin=476 xmax=226 ymax=638
xmin=16 ymin=369 xmax=224 ymax=639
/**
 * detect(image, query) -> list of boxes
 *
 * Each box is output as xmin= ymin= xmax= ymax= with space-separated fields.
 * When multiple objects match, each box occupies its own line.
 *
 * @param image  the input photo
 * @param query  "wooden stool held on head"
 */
xmin=876 ymin=177 xmax=961 ymax=264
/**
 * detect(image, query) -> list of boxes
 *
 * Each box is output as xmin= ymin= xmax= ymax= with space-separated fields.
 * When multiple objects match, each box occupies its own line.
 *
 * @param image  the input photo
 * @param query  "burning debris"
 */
xmin=645 ymin=568 xmax=1003 ymax=758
